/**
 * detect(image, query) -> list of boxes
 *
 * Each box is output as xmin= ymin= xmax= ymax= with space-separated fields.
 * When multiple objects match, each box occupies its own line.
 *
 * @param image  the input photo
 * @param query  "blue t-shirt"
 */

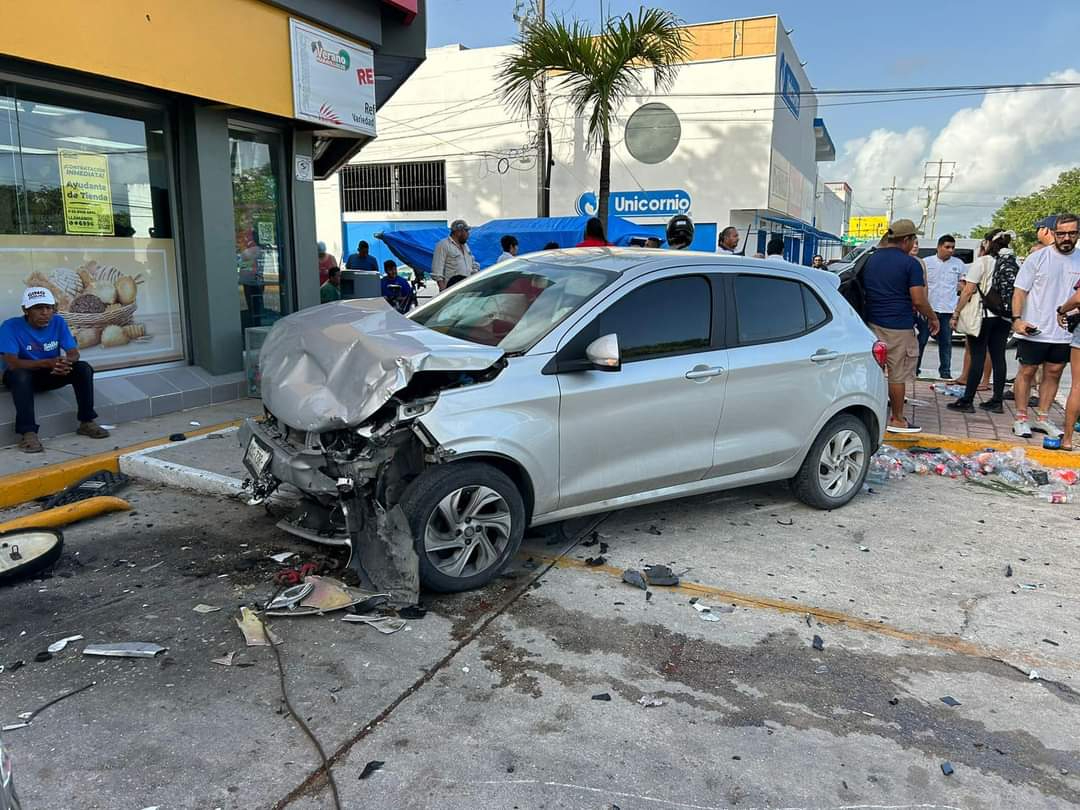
xmin=863 ymin=248 xmax=926 ymax=329
xmin=0 ymin=314 xmax=77 ymax=371
xmin=345 ymin=253 xmax=379 ymax=272
xmin=381 ymin=275 xmax=413 ymax=300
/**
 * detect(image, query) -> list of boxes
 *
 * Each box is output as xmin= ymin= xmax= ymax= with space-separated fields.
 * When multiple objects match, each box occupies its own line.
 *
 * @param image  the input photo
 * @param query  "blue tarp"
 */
xmin=376 ymin=216 xmax=658 ymax=274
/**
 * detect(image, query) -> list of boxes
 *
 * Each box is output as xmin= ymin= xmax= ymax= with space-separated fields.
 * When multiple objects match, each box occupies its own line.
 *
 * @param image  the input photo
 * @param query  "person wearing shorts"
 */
xmin=1011 ymin=213 xmax=1080 ymax=438
xmin=862 ymin=219 xmax=940 ymax=433
xmin=1057 ymin=285 xmax=1080 ymax=451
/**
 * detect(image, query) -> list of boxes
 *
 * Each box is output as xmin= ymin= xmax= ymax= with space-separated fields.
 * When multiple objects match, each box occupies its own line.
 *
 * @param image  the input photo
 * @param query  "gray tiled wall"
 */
xmin=0 ymin=365 xmax=248 ymax=441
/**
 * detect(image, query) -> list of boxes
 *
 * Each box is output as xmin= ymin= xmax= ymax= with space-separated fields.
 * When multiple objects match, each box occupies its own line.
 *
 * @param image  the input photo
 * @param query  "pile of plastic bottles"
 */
xmin=868 ymin=445 xmax=1077 ymax=503
xmin=929 ymin=383 xmax=967 ymax=398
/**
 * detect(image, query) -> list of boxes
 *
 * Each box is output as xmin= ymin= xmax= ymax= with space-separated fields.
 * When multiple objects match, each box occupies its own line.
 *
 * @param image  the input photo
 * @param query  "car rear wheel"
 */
xmin=791 ymin=414 xmax=871 ymax=510
xmin=399 ymin=462 xmax=525 ymax=593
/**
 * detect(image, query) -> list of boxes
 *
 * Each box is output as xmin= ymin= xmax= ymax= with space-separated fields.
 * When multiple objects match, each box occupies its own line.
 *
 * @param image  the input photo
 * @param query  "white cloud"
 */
xmin=834 ymin=70 xmax=1080 ymax=234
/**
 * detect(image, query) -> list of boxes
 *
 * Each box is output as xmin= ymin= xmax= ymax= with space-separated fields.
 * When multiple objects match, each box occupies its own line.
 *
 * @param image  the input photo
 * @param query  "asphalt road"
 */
xmin=1 ymin=475 xmax=1078 ymax=810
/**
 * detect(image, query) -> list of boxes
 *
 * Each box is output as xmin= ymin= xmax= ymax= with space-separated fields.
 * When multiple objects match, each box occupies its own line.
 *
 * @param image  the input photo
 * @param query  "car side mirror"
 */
xmin=585 ymin=333 xmax=620 ymax=372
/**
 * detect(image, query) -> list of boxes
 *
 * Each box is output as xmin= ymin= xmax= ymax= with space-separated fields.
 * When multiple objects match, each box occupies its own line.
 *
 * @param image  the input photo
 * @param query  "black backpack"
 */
xmin=838 ymin=250 xmax=873 ymax=321
xmin=979 ymin=251 xmax=1020 ymax=318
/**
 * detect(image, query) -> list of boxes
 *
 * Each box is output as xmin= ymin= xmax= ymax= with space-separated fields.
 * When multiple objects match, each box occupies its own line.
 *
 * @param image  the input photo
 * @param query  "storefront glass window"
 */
xmin=230 ymin=129 xmax=287 ymax=334
xmin=0 ymin=83 xmax=183 ymax=371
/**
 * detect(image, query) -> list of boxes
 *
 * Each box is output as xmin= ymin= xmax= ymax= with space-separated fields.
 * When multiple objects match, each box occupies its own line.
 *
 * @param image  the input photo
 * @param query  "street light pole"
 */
xmin=535 ymin=0 xmax=549 ymax=217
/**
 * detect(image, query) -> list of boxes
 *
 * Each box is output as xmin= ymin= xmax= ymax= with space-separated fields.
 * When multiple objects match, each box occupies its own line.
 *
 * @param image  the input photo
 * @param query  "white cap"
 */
xmin=22 ymin=286 xmax=56 ymax=308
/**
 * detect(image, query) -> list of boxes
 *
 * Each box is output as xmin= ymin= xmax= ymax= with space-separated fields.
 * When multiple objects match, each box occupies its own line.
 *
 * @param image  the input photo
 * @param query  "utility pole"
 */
xmin=923 ymin=159 xmax=956 ymax=239
xmin=883 ymin=176 xmax=898 ymax=223
xmin=515 ymin=0 xmax=550 ymax=216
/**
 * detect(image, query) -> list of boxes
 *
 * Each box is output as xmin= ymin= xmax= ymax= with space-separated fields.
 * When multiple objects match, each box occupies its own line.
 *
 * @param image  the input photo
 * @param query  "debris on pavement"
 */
xmin=585 ymin=556 xmax=606 ymax=567
xmin=644 ymin=564 xmax=679 ymax=587
xmin=341 ymin=615 xmax=406 ymax=634
xmin=889 ymin=697 xmax=899 ymax=706
xmin=941 ymin=761 xmax=955 ymax=776
xmin=621 ymin=569 xmax=648 ymax=590
xmin=0 ymin=497 xmax=130 ymax=534
xmin=235 ymin=608 xmax=280 ymax=647
xmin=1029 ymin=669 xmax=1040 ymax=680
xmin=581 ymin=531 xmax=600 ymax=547
xmin=273 ymin=561 xmax=322 ymax=586
xmin=692 ymin=603 xmax=722 ymax=622
xmin=212 ymin=652 xmax=236 ymax=667
xmin=264 ymin=577 xmax=389 ymax=616
xmin=1005 ymin=564 xmax=1013 ymax=578
xmin=637 ymin=695 xmax=665 ymax=708
xmin=2 ymin=681 xmax=95 ymax=732
xmin=193 ymin=604 xmax=222 ymax=614
xmin=33 ymin=651 xmax=52 ymax=663
xmin=46 ymin=635 xmax=84 ymax=653
xmin=592 ymin=692 xmax=612 ymax=701
xmin=0 ymin=528 xmax=65 ymax=586
xmin=83 ymin=642 xmax=167 ymax=658
xmin=358 ymin=760 xmax=384 ymax=780
xmin=776 ymin=518 xmax=794 ymax=526
xmin=940 ymin=696 xmax=961 ymax=707
xmin=43 ymin=470 xmax=130 ymax=510
xmin=168 ymin=433 xmax=186 ymax=442
xmin=812 ymin=635 xmax=825 ymax=651
xmin=140 ymin=560 xmax=165 ymax=573
xmin=398 ymin=604 xmax=427 ymax=620
xmin=1042 ymin=638 xmax=1060 ymax=647
xmin=267 ymin=582 xmax=314 ymax=611
xmin=646 ymin=525 xmax=663 ymax=535
xmin=268 ymin=551 xmax=298 ymax=564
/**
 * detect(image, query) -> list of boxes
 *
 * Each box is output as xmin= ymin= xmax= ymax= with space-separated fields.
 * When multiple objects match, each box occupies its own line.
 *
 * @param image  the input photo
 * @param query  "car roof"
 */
xmin=520 ymin=247 xmax=838 ymax=287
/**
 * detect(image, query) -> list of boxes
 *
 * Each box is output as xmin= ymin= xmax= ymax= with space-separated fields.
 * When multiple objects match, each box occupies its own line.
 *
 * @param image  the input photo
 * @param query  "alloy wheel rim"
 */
xmin=424 ymin=485 xmax=512 ymax=579
xmin=817 ymin=429 xmax=865 ymax=498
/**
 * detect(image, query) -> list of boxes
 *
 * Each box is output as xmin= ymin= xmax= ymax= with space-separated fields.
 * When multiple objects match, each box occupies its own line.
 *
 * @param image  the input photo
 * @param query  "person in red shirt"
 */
xmin=576 ymin=217 xmax=610 ymax=247
xmin=317 ymin=241 xmax=338 ymax=285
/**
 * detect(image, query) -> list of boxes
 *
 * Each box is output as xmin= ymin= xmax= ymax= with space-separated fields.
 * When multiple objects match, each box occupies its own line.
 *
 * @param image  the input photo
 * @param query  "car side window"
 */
xmin=734 ymin=275 xmax=829 ymax=345
xmin=597 ymin=275 xmax=711 ymax=362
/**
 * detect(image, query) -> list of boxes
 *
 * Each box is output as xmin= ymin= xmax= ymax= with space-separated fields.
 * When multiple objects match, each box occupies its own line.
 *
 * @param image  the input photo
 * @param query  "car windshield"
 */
xmin=410 ymin=260 xmax=617 ymax=353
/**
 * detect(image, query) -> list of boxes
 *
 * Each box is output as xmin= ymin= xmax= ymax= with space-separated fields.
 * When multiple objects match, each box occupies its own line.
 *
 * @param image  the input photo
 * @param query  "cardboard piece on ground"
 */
xmin=235 ymin=607 xmax=280 ymax=647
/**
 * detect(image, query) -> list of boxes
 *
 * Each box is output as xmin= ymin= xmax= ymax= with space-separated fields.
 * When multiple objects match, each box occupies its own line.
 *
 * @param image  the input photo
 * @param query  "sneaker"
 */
xmin=946 ymin=400 xmax=975 ymax=413
xmin=1031 ymin=418 xmax=1064 ymax=438
xmin=1013 ymin=418 xmax=1033 ymax=438
xmin=886 ymin=420 xmax=922 ymax=434
xmin=76 ymin=421 xmax=110 ymax=439
xmin=978 ymin=399 xmax=1004 ymax=414
xmin=18 ymin=432 xmax=43 ymax=453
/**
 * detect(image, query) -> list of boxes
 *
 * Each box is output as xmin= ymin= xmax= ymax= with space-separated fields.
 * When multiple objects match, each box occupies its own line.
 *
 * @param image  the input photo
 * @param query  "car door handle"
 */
xmin=685 ymin=365 xmax=725 ymax=380
xmin=809 ymin=351 xmax=840 ymax=363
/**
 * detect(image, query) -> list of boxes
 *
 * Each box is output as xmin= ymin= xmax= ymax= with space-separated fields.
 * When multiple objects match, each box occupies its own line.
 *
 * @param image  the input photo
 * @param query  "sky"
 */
xmin=426 ymin=0 xmax=1080 ymax=235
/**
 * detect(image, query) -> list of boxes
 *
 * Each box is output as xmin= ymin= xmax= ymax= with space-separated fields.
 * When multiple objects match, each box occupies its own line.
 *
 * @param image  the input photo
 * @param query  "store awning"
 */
xmin=814 ymin=118 xmax=836 ymax=162
xmin=759 ymin=213 xmax=841 ymax=244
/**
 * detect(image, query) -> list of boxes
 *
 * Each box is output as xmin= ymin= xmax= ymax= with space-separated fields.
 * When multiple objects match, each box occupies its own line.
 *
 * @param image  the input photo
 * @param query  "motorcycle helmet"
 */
xmin=665 ymin=214 xmax=695 ymax=249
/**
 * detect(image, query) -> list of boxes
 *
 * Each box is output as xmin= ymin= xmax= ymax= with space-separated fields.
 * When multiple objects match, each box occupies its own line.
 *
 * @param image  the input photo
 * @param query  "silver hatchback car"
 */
xmin=241 ymin=249 xmax=887 ymax=593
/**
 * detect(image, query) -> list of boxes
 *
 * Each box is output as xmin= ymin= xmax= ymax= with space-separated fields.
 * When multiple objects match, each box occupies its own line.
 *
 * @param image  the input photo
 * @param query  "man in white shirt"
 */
xmin=497 ymin=234 xmax=519 ymax=264
xmin=764 ymin=235 xmax=790 ymax=263
xmin=718 ymin=226 xmax=741 ymax=255
xmin=431 ymin=219 xmax=481 ymax=290
xmin=1010 ymin=213 xmax=1080 ymax=438
xmin=918 ymin=234 xmax=966 ymax=379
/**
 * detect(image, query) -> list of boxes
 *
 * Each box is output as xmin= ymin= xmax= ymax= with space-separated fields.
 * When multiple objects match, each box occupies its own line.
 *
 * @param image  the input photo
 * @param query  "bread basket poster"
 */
xmin=0 ymin=236 xmax=183 ymax=371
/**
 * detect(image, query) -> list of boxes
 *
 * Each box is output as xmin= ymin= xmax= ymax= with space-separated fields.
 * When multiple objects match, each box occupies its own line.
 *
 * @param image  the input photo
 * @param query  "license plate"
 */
xmin=244 ymin=437 xmax=272 ymax=477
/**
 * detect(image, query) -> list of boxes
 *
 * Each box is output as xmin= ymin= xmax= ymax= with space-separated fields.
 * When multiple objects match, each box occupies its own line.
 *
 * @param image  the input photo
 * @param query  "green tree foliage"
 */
xmin=970 ymin=168 xmax=1080 ymax=253
xmin=498 ymin=8 xmax=691 ymax=229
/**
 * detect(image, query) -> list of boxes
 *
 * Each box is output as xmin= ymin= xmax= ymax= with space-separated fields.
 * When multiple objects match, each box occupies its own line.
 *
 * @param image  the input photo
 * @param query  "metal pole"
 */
xmin=535 ymin=0 xmax=549 ymax=217
xmin=883 ymin=176 xmax=896 ymax=223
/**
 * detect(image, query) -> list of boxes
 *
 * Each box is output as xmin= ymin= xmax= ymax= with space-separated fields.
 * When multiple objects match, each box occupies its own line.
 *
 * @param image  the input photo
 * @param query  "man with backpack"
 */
xmin=862 ymin=219 xmax=939 ymax=433
xmin=1010 ymin=213 xmax=1080 ymax=438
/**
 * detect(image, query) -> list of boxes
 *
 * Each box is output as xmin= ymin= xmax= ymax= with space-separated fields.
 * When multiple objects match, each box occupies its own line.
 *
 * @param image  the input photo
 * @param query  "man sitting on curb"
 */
xmin=1 ymin=287 xmax=110 ymax=453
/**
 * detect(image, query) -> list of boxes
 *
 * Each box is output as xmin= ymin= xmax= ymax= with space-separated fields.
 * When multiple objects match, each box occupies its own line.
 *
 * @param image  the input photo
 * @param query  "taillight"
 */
xmin=872 ymin=340 xmax=888 ymax=369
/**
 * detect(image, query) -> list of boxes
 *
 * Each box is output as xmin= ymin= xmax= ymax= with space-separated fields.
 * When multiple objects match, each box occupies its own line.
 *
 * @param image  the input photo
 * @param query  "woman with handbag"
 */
xmin=1055 ymin=282 xmax=1080 ymax=451
xmin=947 ymin=229 xmax=1015 ymax=413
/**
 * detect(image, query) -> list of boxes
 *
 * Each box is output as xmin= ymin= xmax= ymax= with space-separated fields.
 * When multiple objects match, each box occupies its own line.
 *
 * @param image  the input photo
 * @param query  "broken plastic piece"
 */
xmin=212 ymin=652 xmax=235 ymax=667
xmin=622 ymin=569 xmax=647 ymax=590
xmin=941 ymin=761 xmax=954 ymax=776
xmin=581 ymin=531 xmax=599 ymax=547
xmin=43 ymin=470 xmax=129 ymax=510
xmin=692 ymin=603 xmax=721 ymax=622
xmin=341 ymin=615 xmax=406 ymax=635
xmin=1029 ymin=669 xmax=1040 ymax=680
xmin=265 ymin=577 xmax=389 ymax=616
xmin=592 ymin=692 xmax=612 ymax=701
xmin=235 ymin=608 xmax=280 ymax=647
xmin=268 ymin=551 xmax=297 ymax=564
xmin=940 ymin=696 xmax=961 ymax=707
xmin=398 ymin=605 xmax=427 ymax=620
xmin=358 ymin=760 xmax=384 ymax=780
xmin=888 ymin=697 xmax=899 ymax=706
xmin=858 ymin=545 xmax=870 ymax=552
xmin=33 ymin=651 xmax=52 ymax=663
xmin=643 ymin=564 xmax=679 ymax=587
xmin=168 ymin=433 xmax=186 ymax=442
xmin=812 ymin=635 xmax=824 ymax=651
xmin=193 ymin=604 xmax=222 ymax=614
xmin=46 ymin=635 xmax=83 ymax=654
xmin=83 ymin=642 xmax=167 ymax=658
xmin=638 ymin=695 xmax=664 ymax=708
xmin=267 ymin=582 xmax=315 ymax=611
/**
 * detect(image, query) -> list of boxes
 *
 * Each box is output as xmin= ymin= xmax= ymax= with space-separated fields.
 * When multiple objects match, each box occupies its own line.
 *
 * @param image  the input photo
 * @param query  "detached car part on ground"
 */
xmin=241 ymin=249 xmax=887 ymax=595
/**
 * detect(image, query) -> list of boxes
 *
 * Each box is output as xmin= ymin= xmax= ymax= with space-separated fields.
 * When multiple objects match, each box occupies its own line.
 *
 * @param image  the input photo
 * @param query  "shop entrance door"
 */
xmin=229 ymin=129 xmax=288 ymax=335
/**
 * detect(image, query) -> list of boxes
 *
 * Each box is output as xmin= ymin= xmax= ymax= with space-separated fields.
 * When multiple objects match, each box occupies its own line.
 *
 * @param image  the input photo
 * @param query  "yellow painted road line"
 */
xmin=0 ymin=419 xmax=244 ymax=510
xmin=887 ymin=431 xmax=1080 ymax=470
xmin=536 ymin=554 xmax=1073 ymax=673
xmin=0 ymin=496 xmax=131 ymax=532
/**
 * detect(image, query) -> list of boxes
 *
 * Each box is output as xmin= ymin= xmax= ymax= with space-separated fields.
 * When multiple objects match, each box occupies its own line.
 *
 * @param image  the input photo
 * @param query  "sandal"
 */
xmin=886 ymin=419 xmax=922 ymax=434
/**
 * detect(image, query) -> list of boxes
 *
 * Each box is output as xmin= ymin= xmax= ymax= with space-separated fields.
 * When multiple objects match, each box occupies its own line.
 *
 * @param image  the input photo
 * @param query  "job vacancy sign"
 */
xmin=290 ymin=19 xmax=377 ymax=137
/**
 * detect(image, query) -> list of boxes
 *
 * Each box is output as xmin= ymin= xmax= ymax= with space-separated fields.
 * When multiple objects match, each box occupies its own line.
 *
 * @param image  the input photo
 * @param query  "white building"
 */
xmin=316 ymin=14 xmax=853 ymax=267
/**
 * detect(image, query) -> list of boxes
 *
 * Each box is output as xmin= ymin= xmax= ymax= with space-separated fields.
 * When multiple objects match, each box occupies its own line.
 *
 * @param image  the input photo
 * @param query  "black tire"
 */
xmin=399 ymin=462 xmax=525 ymax=593
xmin=791 ymin=414 xmax=871 ymax=510
xmin=0 ymin=529 xmax=64 ymax=586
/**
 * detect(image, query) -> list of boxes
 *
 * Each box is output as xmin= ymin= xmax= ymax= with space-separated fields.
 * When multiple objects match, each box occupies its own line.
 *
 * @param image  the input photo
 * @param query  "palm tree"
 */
xmin=499 ymin=8 xmax=691 ymax=229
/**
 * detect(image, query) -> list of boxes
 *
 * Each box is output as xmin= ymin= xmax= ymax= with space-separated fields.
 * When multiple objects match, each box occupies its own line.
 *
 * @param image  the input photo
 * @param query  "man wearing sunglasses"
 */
xmin=1010 ymin=213 xmax=1080 ymax=438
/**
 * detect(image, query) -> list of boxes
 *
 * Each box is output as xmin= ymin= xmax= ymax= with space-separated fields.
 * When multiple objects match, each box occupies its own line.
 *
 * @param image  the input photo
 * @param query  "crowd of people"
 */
xmin=862 ymin=215 xmax=1080 ymax=447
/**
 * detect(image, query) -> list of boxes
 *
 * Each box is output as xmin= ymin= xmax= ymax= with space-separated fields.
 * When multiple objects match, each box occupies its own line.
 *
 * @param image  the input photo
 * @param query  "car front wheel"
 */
xmin=399 ymin=462 xmax=525 ymax=593
xmin=791 ymin=414 xmax=871 ymax=510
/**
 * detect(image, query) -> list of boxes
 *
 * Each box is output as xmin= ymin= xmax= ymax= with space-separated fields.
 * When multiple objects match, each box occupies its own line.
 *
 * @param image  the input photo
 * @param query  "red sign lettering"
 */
xmin=356 ymin=68 xmax=375 ymax=85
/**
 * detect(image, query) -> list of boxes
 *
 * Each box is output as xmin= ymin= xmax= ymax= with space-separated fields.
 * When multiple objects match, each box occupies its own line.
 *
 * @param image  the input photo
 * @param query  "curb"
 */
xmin=0 ymin=419 xmax=245 ymax=510
xmin=118 ymin=427 xmax=248 ymax=498
xmin=886 ymin=431 xmax=1080 ymax=470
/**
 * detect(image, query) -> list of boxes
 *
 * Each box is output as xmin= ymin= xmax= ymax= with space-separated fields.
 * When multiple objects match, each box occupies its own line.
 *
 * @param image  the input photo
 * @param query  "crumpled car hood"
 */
xmin=259 ymin=298 xmax=505 ymax=432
